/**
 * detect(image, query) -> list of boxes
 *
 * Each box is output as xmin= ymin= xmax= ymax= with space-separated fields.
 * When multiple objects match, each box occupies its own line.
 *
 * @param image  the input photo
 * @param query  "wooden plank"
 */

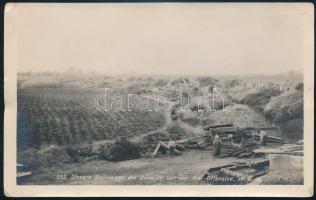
xmin=204 ymin=123 xmax=234 ymax=130
xmin=159 ymin=141 xmax=170 ymax=150
xmin=173 ymin=149 xmax=182 ymax=155
xmin=252 ymin=171 xmax=268 ymax=179
xmin=177 ymin=135 xmax=209 ymax=144
xmin=17 ymin=171 xmax=32 ymax=178
xmin=152 ymin=143 xmax=161 ymax=157
xmin=253 ymin=148 xmax=303 ymax=156
xmin=207 ymin=164 xmax=237 ymax=172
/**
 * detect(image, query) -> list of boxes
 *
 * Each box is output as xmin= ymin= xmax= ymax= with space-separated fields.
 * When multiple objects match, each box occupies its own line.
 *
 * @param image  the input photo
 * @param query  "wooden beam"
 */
xmin=152 ymin=142 xmax=161 ymax=157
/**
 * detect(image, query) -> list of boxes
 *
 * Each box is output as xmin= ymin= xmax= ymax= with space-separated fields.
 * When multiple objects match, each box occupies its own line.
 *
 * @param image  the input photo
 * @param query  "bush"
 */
xmin=97 ymin=142 xmax=115 ymax=160
xmin=295 ymin=82 xmax=303 ymax=91
xmin=99 ymin=137 xmax=141 ymax=162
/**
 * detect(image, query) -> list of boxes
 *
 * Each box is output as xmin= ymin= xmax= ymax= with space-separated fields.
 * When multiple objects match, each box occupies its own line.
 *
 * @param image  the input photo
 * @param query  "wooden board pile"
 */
xmin=144 ymin=124 xmax=284 ymax=158
xmin=176 ymin=135 xmax=212 ymax=150
xmin=202 ymin=160 xmax=270 ymax=185
xmin=140 ymin=142 xmax=168 ymax=158
xmin=204 ymin=124 xmax=283 ymax=144
xmin=253 ymin=142 xmax=304 ymax=156
xmin=204 ymin=124 xmax=283 ymax=158
xmin=149 ymin=137 xmax=214 ymax=158
xmin=218 ymin=143 xmax=258 ymax=158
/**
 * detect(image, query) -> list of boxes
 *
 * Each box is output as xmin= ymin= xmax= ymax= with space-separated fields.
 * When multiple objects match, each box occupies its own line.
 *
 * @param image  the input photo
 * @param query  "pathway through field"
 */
xmin=144 ymin=95 xmax=204 ymax=134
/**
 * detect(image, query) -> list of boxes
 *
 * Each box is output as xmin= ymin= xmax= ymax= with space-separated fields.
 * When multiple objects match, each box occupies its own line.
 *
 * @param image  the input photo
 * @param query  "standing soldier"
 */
xmin=258 ymin=130 xmax=267 ymax=146
xmin=167 ymin=139 xmax=177 ymax=155
xmin=213 ymin=134 xmax=222 ymax=156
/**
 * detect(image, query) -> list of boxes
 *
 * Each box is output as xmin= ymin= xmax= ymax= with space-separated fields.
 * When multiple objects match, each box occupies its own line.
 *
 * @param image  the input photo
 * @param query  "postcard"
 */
xmin=3 ymin=2 xmax=314 ymax=197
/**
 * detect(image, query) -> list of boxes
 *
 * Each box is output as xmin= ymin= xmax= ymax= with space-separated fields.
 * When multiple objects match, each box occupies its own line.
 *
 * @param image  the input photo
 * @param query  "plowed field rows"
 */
xmin=17 ymin=88 xmax=165 ymax=150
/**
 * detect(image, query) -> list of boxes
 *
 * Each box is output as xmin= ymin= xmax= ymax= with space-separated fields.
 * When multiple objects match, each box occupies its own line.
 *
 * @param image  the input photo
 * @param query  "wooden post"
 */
xmin=152 ymin=142 xmax=161 ymax=157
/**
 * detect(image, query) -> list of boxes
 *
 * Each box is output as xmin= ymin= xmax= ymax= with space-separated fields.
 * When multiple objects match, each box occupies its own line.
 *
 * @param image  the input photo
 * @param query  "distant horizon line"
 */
xmin=17 ymin=69 xmax=304 ymax=77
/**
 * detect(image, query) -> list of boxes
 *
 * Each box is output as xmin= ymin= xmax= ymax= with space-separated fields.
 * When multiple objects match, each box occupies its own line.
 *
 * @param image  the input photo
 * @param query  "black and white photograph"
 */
xmin=3 ymin=2 xmax=314 ymax=197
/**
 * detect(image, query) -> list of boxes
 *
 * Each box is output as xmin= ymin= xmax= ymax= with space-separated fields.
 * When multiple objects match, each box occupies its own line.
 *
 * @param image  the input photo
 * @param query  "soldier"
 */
xmin=258 ymin=131 xmax=267 ymax=146
xmin=213 ymin=134 xmax=222 ymax=156
xmin=167 ymin=139 xmax=177 ymax=155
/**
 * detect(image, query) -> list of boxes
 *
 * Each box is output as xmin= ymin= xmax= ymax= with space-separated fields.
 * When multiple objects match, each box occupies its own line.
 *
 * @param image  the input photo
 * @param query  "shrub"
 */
xmin=99 ymin=137 xmax=141 ymax=162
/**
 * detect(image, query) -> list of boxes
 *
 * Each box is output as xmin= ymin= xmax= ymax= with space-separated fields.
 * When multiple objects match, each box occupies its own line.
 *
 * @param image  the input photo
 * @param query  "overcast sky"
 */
xmin=6 ymin=3 xmax=313 ymax=75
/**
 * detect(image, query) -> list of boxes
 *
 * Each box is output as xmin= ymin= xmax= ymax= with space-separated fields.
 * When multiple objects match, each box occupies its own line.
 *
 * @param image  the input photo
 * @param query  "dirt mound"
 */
xmin=175 ymin=95 xmax=233 ymax=127
xmin=202 ymin=104 xmax=272 ymax=129
xmin=241 ymin=88 xmax=281 ymax=113
xmin=18 ymin=145 xmax=72 ymax=170
xmin=264 ymin=90 xmax=303 ymax=139
xmin=265 ymin=90 xmax=303 ymax=122
xmin=227 ymin=86 xmax=280 ymax=103
xmin=226 ymin=86 xmax=257 ymax=102
xmin=225 ymin=86 xmax=282 ymax=114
